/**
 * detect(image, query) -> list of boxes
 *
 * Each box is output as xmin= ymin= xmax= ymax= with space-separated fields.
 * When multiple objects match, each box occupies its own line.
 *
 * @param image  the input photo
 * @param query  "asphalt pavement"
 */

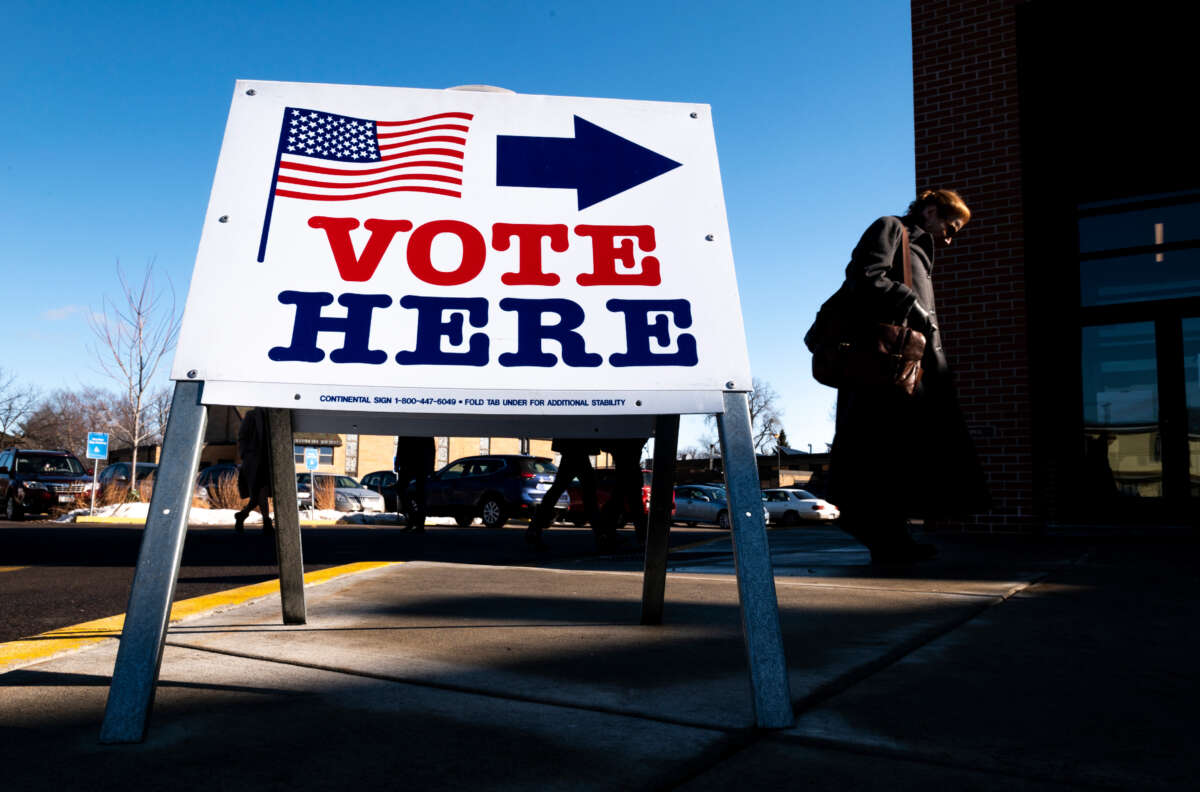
xmin=1 ymin=524 xmax=1196 ymax=790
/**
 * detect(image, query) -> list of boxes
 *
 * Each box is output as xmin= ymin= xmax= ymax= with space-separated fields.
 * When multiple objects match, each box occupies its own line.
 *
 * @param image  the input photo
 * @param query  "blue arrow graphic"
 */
xmin=496 ymin=116 xmax=682 ymax=210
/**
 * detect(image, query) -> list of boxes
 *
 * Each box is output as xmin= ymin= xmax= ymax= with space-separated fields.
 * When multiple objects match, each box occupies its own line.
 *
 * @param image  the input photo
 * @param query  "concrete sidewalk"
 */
xmin=1 ymin=527 xmax=1196 ymax=790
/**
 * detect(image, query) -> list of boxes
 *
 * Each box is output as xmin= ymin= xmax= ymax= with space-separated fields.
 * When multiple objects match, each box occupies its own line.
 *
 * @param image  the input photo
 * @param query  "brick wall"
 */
xmin=912 ymin=0 xmax=1037 ymax=531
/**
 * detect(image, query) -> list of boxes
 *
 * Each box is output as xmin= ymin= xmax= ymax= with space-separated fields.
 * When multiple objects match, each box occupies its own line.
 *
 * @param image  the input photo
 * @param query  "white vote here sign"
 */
xmin=172 ymin=80 xmax=752 ymax=415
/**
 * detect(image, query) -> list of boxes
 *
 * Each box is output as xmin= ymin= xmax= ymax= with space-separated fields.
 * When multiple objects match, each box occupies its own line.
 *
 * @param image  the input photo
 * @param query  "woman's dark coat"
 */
xmin=236 ymin=408 xmax=272 ymax=498
xmin=827 ymin=216 xmax=987 ymax=518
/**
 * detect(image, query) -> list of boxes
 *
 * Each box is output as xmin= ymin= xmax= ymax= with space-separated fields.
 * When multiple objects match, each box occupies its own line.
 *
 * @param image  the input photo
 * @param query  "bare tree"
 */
xmin=144 ymin=386 xmax=172 ymax=447
xmin=21 ymin=388 xmax=117 ymax=461
xmin=88 ymin=261 xmax=181 ymax=494
xmin=746 ymin=378 xmax=784 ymax=453
xmin=0 ymin=368 xmax=39 ymax=444
xmin=704 ymin=377 xmax=785 ymax=455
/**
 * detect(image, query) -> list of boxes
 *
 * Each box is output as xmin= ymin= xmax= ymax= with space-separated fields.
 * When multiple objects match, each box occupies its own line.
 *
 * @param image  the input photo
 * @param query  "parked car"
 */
xmin=196 ymin=464 xmax=312 ymax=510
xmin=0 ymin=448 xmax=92 ymax=520
xmin=422 ymin=455 xmax=569 ymax=529
xmin=672 ymin=483 xmax=770 ymax=529
xmin=761 ymin=488 xmax=840 ymax=524
xmin=296 ymin=473 xmax=385 ymax=513
xmin=565 ymin=469 xmax=674 ymax=525
xmin=98 ymin=461 xmax=159 ymax=492
xmin=359 ymin=470 xmax=400 ymax=512
xmin=195 ymin=464 xmax=241 ymax=507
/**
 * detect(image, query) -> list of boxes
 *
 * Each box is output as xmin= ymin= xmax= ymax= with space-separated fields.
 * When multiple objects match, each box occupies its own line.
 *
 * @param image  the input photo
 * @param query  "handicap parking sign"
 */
xmin=87 ymin=432 xmax=109 ymax=460
xmin=304 ymin=447 xmax=319 ymax=470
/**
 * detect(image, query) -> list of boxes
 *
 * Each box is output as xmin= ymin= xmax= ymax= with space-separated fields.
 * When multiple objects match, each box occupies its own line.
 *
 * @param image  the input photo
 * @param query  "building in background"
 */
xmin=911 ymin=0 xmax=1197 ymax=531
xmin=186 ymin=406 xmax=555 ymax=478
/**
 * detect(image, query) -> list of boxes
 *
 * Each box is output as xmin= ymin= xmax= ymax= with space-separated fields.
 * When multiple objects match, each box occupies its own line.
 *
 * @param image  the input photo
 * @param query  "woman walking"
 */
xmin=827 ymin=189 xmax=988 ymax=563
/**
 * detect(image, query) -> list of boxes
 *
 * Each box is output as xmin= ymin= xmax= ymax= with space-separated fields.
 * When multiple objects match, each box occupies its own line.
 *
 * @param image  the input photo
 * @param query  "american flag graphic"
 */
xmin=258 ymin=106 xmax=473 ymax=261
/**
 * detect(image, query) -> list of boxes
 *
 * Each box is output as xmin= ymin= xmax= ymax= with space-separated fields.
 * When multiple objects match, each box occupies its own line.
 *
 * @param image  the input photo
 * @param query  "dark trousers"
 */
xmin=235 ymin=485 xmax=272 ymax=531
xmin=595 ymin=440 xmax=647 ymax=543
xmin=397 ymin=466 xmax=429 ymax=528
xmin=396 ymin=440 xmax=435 ymax=530
xmin=531 ymin=451 xmax=597 ymax=538
xmin=836 ymin=503 xmax=911 ymax=553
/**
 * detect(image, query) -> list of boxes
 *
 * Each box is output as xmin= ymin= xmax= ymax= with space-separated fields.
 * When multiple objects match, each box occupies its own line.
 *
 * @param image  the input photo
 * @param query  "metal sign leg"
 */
xmin=266 ymin=408 xmax=306 ymax=624
xmin=641 ymin=415 xmax=679 ymax=625
xmin=100 ymin=381 xmax=208 ymax=743
xmin=717 ymin=390 xmax=794 ymax=728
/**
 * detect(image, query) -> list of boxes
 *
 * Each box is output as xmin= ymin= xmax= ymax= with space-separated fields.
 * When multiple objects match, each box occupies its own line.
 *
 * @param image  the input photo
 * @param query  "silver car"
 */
xmin=761 ymin=488 xmax=840 ymax=524
xmin=297 ymin=473 xmax=385 ymax=513
xmin=673 ymin=484 xmax=770 ymax=529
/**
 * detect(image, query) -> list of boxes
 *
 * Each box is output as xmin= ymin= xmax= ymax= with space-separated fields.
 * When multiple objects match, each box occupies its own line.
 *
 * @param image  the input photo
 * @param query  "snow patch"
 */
xmin=55 ymin=504 xmax=465 ymax=527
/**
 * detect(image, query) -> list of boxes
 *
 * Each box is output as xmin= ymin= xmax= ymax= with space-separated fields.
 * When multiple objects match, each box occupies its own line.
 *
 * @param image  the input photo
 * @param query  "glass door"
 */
xmin=1074 ymin=191 xmax=1200 ymax=524
xmin=1079 ymin=315 xmax=1200 ymax=521
xmin=1081 ymin=322 xmax=1161 ymax=499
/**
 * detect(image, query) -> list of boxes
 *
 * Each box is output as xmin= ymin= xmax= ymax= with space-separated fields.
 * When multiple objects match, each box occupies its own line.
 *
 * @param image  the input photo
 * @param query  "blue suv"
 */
xmin=422 ymin=455 xmax=568 ymax=529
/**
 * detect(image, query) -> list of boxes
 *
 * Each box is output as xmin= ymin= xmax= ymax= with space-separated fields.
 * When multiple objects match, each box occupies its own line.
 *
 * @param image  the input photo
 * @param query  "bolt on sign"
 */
xmin=173 ymin=81 xmax=752 ymax=416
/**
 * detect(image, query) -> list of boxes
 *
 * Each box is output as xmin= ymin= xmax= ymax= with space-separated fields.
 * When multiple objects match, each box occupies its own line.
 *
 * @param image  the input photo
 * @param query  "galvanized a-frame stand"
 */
xmin=100 ymin=382 xmax=792 ymax=743
xmin=639 ymin=393 xmax=792 ymax=727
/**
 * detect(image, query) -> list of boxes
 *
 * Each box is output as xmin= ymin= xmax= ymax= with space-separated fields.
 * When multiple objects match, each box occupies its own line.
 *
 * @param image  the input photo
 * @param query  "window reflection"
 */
xmin=1079 ymin=193 xmax=1200 ymax=307
xmin=1080 ymin=249 xmax=1200 ymax=306
xmin=1183 ymin=318 xmax=1200 ymax=497
xmin=1081 ymin=323 xmax=1161 ymax=498
xmin=1078 ymin=196 xmax=1200 ymax=254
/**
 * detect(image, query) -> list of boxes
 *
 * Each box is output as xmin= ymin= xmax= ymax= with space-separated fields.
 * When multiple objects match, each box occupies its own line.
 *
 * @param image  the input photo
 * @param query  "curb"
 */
xmin=73 ymin=516 xmax=344 ymax=526
xmin=0 ymin=561 xmax=397 ymax=675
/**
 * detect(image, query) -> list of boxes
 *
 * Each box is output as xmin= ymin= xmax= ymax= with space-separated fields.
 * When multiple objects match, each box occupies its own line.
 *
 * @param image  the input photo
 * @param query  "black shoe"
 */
xmin=262 ymin=521 xmax=275 ymax=536
xmin=525 ymin=527 xmax=547 ymax=550
xmin=234 ymin=514 xmax=245 ymax=533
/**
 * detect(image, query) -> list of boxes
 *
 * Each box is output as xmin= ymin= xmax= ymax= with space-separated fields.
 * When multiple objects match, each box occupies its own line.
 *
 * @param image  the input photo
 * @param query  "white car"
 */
xmin=297 ymin=473 xmax=386 ymax=513
xmin=673 ymin=484 xmax=771 ymax=529
xmin=761 ymin=488 xmax=840 ymax=524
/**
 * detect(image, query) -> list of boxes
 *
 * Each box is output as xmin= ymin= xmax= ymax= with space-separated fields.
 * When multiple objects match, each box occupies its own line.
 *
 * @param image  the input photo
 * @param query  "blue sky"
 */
xmin=1 ymin=0 xmax=915 ymax=453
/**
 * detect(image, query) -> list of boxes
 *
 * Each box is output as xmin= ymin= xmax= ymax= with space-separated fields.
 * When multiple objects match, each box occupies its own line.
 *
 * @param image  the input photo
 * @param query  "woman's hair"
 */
xmin=906 ymin=189 xmax=971 ymax=223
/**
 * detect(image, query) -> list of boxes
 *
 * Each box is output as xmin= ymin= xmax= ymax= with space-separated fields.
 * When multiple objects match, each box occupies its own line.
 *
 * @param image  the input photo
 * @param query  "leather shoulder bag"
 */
xmin=803 ymin=226 xmax=926 ymax=396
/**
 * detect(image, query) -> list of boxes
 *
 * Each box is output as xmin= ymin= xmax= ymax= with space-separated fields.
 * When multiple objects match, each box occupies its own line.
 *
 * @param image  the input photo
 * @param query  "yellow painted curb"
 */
xmin=0 ymin=561 xmax=396 ymax=674
xmin=0 ymin=566 xmax=25 ymax=574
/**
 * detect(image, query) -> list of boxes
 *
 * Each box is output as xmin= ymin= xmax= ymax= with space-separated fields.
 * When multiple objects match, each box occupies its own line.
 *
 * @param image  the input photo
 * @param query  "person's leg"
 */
xmin=593 ymin=497 xmax=620 ymax=551
xmin=528 ymin=490 xmax=556 ymax=540
xmin=395 ymin=463 xmax=417 ymax=530
xmin=408 ymin=441 xmax=436 ymax=533
xmin=257 ymin=486 xmax=274 ymax=534
xmin=409 ymin=467 xmax=427 ymax=533
xmin=840 ymin=503 xmax=933 ymax=563
xmin=614 ymin=449 xmax=645 ymax=543
xmin=593 ymin=457 xmax=632 ymax=550
xmin=234 ymin=486 xmax=263 ymax=532
xmin=577 ymin=458 xmax=598 ymax=527
xmin=233 ymin=501 xmax=249 ymax=532
xmin=528 ymin=453 xmax=579 ymax=544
